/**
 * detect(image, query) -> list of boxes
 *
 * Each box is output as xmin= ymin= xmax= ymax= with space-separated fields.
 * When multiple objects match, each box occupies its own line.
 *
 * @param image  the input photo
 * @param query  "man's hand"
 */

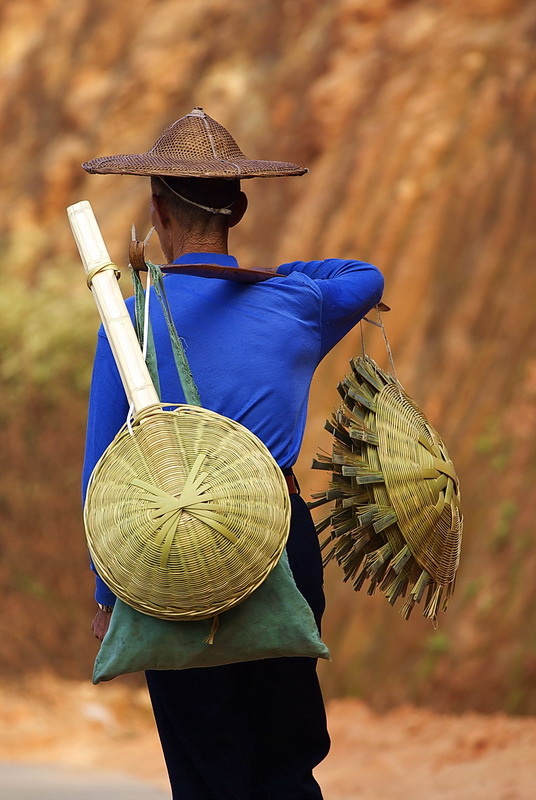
xmin=92 ymin=608 xmax=112 ymax=641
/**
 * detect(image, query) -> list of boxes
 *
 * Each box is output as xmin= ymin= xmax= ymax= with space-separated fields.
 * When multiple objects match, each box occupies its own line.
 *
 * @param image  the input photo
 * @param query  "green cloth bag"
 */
xmin=93 ymin=550 xmax=329 ymax=683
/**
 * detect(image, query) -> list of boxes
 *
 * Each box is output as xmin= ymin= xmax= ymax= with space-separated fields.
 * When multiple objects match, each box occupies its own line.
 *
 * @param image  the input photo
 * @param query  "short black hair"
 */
xmin=151 ymin=176 xmax=241 ymax=221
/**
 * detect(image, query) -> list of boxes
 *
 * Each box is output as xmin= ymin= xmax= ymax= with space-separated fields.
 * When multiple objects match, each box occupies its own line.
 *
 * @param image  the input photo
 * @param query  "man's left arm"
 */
xmin=277 ymin=258 xmax=384 ymax=358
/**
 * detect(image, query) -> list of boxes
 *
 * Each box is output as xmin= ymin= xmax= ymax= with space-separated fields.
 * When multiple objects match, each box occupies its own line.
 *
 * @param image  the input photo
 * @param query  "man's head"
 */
xmin=150 ymin=176 xmax=248 ymax=261
xmin=82 ymin=106 xmax=307 ymax=258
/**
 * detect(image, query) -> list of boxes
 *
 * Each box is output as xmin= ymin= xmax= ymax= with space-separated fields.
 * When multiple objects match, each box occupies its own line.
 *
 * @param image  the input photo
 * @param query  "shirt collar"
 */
xmin=172 ymin=252 xmax=239 ymax=268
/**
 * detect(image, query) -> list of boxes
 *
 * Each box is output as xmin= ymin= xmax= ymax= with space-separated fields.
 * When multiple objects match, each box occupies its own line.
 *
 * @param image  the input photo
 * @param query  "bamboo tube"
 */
xmin=67 ymin=200 xmax=159 ymax=413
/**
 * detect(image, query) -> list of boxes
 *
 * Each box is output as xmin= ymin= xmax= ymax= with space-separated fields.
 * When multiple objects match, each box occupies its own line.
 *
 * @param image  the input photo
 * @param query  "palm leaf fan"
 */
xmin=311 ymin=349 xmax=462 ymax=622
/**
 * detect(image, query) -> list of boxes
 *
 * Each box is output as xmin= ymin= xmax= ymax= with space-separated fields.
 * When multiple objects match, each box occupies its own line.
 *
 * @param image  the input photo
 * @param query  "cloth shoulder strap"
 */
xmin=131 ymin=262 xmax=202 ymax=407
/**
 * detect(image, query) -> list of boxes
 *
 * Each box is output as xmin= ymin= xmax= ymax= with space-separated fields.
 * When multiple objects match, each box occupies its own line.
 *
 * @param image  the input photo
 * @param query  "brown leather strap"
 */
xmin=160 ymin=263 xmax=280 ymax=283
xmin=128 ymin=238 xmax=280 ymax=283
xmin=285 ymin=474 xmax=299 ymax=495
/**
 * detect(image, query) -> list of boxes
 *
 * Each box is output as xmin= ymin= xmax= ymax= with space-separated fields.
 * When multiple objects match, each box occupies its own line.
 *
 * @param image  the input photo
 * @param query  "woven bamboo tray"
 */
xmin=86 ymin=404 xmax=290 ymax=620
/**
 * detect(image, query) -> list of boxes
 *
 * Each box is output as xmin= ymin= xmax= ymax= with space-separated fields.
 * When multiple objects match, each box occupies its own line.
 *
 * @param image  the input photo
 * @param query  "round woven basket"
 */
xmin=311 ymin=355 xmax=462 ymax=621
xmin=85 ymin=404 xmax=291 ymax=620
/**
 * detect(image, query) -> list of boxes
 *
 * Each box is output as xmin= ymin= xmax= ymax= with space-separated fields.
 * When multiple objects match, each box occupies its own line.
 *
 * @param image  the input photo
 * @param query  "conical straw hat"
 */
xmin=85 ymin=404 xmax=291 ymax=621
xmin=82 ymin=107 xmax=308 ymax=179
xmin=311 ymin=355 xmax=462 ymax=621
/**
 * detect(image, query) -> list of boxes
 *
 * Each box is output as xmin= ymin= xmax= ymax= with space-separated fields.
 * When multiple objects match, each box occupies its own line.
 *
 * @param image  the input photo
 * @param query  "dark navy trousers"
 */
xmin=146 ymin=493 xmax=330 ymax=799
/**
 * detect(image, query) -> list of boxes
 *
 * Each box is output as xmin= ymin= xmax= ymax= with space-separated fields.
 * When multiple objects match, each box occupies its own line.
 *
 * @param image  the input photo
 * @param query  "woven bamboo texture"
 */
xmin=85 ymin=404 xmax=291 ymax=620
xmin=82 ymin=107 xmax=307 ymax=179
xmin=311 ymin=355 xmax=462 ymax=621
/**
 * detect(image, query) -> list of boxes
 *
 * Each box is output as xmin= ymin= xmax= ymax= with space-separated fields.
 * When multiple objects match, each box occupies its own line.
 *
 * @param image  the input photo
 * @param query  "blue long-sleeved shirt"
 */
xmin=83 ymin=252 xmax=384 ymax=605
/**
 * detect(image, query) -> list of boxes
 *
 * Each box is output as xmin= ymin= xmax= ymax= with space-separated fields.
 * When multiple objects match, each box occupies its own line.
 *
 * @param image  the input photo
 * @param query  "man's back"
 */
xmin=85 ymin=252 xmax=383 ymax=479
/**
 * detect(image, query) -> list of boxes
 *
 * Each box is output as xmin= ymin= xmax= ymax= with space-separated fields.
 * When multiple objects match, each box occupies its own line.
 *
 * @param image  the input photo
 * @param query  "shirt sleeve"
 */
xmin=277 ymin=259 xmax=384 ymax=359
xmin=82 ymin=328 xmax=130 ymax=607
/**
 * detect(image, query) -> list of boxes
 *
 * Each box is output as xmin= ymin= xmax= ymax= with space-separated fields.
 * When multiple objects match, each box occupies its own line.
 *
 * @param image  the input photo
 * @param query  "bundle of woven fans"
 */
xmin=309 ymin=343 xmax=462 ymax=622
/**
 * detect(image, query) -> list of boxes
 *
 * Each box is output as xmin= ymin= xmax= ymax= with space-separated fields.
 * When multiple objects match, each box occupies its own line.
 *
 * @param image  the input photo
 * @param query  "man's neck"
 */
xmin=170 ymin=227 xmax=229 ymax=260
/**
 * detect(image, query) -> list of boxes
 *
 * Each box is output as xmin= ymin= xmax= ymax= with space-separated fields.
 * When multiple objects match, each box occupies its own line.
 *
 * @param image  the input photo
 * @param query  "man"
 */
xmin=82 ymin=107 xmax=384 ymax=799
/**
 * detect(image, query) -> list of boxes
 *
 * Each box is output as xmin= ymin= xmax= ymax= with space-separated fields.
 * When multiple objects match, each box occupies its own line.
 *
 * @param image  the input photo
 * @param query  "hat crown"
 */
xmin=149 ymin=108 xmax=247 ymax=163
xmin=82 ymin=107 xmax=308 ymax=178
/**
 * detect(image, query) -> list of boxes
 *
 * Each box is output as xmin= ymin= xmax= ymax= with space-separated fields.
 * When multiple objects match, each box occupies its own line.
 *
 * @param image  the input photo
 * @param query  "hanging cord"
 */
xmin=159 ymin=177 xmax=233 ymax=215
xmin=362 ymin=303 xmax=402 ymax=394
xmin=140 ymin=226 xmax=155 ymax=363
xmin=126 ymin=261 xmax=153 ymax=436
xmin=127 ymin=226 xmax=160 ymax=435
xmin=145 ymin=260 xmax=202 ymax=407
xmin=376 ymin=305 xmax=398 ymax=384
xmin=359 ymin=319 xmax=366 ymax=358
xmin=127 ymin=225 xmax=140 ymax=435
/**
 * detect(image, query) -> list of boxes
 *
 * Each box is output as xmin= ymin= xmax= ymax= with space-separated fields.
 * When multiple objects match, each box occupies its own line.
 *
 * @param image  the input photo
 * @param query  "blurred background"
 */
xmin=1 ymin=0 xmax=536 ymax=757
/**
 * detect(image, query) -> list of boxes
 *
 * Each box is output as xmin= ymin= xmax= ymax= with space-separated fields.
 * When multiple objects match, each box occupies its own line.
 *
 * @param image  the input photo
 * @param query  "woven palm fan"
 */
xmin=68 ymin=201 xmax=290 ymax=621
xmin=311 ymin=317 xmax=462 ymax=622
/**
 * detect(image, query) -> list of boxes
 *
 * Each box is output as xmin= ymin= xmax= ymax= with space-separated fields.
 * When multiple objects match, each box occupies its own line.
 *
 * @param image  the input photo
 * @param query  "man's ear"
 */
xmin=151 ymin=192 xmax=172 ymax=230
xmin=228 ymin=191 xmax=248 ymax=228
xmin=150 ymin=192 xmax=174 ymax=263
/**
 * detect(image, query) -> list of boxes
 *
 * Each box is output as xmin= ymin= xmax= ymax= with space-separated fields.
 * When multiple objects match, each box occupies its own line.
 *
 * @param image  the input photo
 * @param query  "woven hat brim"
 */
xmin=82 ymin=154 xmax=308 ymax=178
